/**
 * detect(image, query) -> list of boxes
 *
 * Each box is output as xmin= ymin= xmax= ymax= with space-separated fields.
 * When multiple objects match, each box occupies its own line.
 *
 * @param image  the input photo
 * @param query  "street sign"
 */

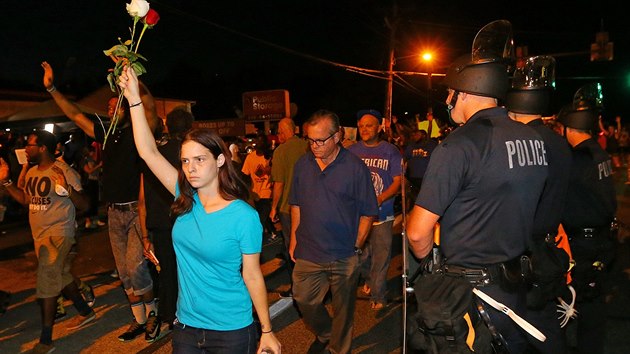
xmin=193 ymin=119 xmax=245 ymax=137
xmin=242 ymin=90 xmax=290 ymax=122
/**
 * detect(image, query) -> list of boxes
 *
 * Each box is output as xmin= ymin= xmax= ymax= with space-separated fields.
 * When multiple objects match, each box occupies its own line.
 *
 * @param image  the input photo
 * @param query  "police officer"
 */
xmin=406 ymin=49 xmax=549 ymax=352
xmin=506 ymin=55 xmax=572 ymax=353
xmin=557 ymin=84 xmax=616 ymax=354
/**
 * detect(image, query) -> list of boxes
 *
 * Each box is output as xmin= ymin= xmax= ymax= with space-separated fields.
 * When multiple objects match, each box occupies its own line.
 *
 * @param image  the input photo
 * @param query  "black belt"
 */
xmin=108 ymin=201 xmax=138 ymax=211
xmin=440 ymin=255 xmax=529 ymax=288
xmin=440 ymin=264 xmax=495 ymax=287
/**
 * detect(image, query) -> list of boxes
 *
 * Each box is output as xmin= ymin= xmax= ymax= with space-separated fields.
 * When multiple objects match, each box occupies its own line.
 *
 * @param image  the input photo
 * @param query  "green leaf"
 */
xmin=107 ymin=73 xmax=116 ymax=92
xmin=103 ymin=44 xmax=130 ymax=57
xmin=124 ymin=39 xmax=133 ymax=46
xmin=131 ymin=62 xmax=147 ymax=76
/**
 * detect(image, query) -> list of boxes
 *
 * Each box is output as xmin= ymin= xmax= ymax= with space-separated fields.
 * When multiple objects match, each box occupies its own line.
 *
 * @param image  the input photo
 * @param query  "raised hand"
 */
xmin=41 ymin=61 xmax=55 ymax=90
xmin=117 ymin=66 xmax=141 ymax=103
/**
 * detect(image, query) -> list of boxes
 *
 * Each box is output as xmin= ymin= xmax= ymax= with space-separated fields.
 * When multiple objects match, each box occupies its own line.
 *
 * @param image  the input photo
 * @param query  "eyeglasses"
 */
xmin=306 ymin=132 xmax=336 ymax=146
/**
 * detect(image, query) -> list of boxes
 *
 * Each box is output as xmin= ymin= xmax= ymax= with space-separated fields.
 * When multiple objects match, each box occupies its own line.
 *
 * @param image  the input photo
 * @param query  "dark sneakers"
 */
xmin=307 ymin=338 xmax=330 ymax=354
xmin=66 ymin=310 xmax=96 ymax=330
xmin=80 ymin=283 xmax=96 ymax=308
xmin=118 ymin=320 xmax=146 ymax=342
xmin=145 ymin=311 xmax=161 ymax=343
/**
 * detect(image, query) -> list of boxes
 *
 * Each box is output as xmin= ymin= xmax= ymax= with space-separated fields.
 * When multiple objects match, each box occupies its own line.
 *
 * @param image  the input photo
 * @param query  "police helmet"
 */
xmin=443 ymin=55 xmax=509 ymax=100
xmin=557 ymin=83 xmax=603 ymax=131
xmin=505 ymin=56 xmax=556 ymax=115
xmin=443 ymin=20 xmax=514 ymax=100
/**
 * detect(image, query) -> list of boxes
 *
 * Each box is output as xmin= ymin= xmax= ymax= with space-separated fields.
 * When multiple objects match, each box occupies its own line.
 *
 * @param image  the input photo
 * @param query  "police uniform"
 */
xmin=562 ymin=136 xmax=616 ymax=354
xmin=417 ymin=106 xmax=548 ymax=352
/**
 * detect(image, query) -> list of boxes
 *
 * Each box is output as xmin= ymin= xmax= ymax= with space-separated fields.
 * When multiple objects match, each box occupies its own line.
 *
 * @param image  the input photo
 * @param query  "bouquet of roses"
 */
xmin=102 ymin=0 xmax=160 ymax=145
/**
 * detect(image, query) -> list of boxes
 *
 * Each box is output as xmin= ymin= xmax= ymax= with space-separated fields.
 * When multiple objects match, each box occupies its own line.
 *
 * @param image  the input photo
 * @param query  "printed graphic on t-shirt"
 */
xmin=25 ymin=176 xmax=53 ymax=210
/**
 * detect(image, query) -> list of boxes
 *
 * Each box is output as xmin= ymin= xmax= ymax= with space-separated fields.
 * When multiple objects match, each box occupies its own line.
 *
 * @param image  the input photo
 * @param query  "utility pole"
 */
xmin=384 ymin=3 xmax=398 ymax=122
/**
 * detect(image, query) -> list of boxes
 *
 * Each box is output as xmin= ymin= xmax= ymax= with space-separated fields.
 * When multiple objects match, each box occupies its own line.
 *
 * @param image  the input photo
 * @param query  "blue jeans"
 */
xmin=172 ymin=320 xmax=258 ymax=354
xmin=292 ymin=255 xmax=360 ymax=354
xmin=108 ymin=206 xmax=153 ymax=296
xmin=360 ymin=220 xmax=393 ymax=303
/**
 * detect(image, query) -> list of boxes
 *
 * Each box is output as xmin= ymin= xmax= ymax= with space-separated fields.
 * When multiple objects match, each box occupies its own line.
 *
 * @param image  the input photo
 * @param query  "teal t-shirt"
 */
xmin=172 ymin=195 xmax=262 ymax=330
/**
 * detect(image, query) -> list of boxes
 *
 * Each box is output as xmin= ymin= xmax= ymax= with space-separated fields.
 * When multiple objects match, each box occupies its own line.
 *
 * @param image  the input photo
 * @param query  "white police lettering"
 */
xmin=505 ymin=140 xmax=548 ymax=169
xmin=361 ymin=158 xmax=389 ymax=170
xmin=598 ymin=160 xmax=613 ymax=179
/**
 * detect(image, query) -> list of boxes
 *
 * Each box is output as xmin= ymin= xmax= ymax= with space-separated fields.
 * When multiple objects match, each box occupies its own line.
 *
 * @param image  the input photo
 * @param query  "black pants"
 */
xmin=254 ymin=198 xmax=274 ymax=235
xmin=569 ymin=235 xmax=614 ymax=354
xmin=150 ymin=227 xmax=178 ymax=325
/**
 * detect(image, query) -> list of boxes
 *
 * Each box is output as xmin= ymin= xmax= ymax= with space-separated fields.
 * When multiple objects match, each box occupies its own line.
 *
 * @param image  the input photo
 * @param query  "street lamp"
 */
xmin=421 ymin=51 xmax=433 ymax=114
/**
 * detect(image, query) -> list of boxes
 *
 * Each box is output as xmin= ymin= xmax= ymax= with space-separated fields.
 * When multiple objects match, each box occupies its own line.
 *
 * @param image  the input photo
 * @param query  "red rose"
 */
xmin=143 ymin=9 xmax=160 ymax=27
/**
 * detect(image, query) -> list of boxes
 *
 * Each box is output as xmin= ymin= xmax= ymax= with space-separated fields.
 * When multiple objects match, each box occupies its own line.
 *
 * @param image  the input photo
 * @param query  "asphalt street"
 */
xmin=1 ymin=173 xmax=630 ymax=353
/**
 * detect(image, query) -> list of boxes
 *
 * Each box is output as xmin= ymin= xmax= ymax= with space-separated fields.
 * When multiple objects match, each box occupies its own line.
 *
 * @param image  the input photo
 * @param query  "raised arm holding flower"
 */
xmin=102 ymin=0 xmax=160 ymax=146
xmin=119 ymin=66 xmax=282 ymax=354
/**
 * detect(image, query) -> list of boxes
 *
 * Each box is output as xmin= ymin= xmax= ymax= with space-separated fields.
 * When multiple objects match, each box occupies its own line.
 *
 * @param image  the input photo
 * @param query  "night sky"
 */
xmin=2 ymin=0 xmax=628 ymax=126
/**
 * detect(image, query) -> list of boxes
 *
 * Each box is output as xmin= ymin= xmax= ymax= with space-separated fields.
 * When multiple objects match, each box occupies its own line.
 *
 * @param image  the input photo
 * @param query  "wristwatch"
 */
xmin=354 ymin=247 xmax=363 ymax=255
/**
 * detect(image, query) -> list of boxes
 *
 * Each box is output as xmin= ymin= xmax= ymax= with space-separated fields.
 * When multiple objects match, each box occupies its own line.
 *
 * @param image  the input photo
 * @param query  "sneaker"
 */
xmin=307 ymin=338 xmax=329 ymax=354
xmin=66 ymin=310 xmax=96 ymax=330
xmin=145 ymin=311 xmax=161 ymax=342
xmin=54 ymin=309 xmax=67 ymax=322
xmin=29 ymin=342 xmax=55 ymax=354
xmin=110 ymin=269 xmax=119 ymax=278
xmin=80 ymin=283 xmax=96 ymax=307
xmin=118 ymin=320 xmax=146 ymax=342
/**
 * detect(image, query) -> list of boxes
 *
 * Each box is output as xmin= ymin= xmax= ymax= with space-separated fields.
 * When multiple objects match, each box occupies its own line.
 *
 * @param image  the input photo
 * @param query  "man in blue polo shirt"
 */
xmin=289 ymin=109 xmax=378 ymax=354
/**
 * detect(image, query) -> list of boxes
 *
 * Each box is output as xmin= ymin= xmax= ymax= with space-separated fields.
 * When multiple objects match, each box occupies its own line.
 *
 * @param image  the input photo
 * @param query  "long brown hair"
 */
xmin=171 ymin=128 xmax=250 ymax=217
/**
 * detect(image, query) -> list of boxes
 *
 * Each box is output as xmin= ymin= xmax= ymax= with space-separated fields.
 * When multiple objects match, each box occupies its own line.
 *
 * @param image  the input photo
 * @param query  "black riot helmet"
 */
xmin=505 ymin=56 xmax=555 ymax=115
xmin=443 ymin=20 xmax=514 ymax=100
xmin=557 ymin=83 xmax=603 ymax=131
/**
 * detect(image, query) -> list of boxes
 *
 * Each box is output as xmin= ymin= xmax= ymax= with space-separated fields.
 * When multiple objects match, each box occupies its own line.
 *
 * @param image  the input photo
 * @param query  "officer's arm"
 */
xmin=406 ymin=205 xmax=440 ymax=259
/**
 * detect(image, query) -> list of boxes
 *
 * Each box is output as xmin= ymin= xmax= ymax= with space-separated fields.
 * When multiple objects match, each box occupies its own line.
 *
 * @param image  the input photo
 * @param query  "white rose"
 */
xmin=126 ymin=0 xmax=150 ymax=17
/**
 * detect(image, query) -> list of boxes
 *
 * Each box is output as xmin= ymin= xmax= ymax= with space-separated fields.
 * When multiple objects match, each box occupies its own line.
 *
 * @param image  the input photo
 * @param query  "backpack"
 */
xmin=407 ymin=272 xmax=494 ymax=354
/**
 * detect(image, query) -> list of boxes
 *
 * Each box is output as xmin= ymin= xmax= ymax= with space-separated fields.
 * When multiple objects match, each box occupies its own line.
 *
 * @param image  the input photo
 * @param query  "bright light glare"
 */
xmin=44 ymin=124 xmax=54 ymax=133
xmin=422 ymin=52 xmax=433 ymax=62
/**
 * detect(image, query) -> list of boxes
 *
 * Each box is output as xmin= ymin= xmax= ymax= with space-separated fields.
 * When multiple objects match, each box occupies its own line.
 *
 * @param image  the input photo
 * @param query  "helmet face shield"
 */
xmin=505 ymin=56 xmax=556 ymax=115
xmin=512 ymin=56 xmax=556 ymax=90
xmin=573 ymin=82 xmax=604 ymax=111
xmin=472 ymin=20 xmax=515 ymax=67
xmin=557 ymin=83 xmax=603 ymax=132
xmin=442 ymin=20 xmax=514 ymax=100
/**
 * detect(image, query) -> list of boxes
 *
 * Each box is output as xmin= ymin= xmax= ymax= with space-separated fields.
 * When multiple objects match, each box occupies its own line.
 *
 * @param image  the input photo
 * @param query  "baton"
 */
xmin=473 ymin=288 xmax=546 ymax=342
